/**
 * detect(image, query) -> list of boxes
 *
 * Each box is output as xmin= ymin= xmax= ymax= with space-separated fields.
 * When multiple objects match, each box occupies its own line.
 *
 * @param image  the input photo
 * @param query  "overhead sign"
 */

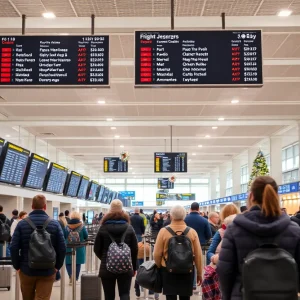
xmin=156 ymin=192 xmax=195 ymax=201
xmin=135 ymin=30 xmax=263 ymax=87
xmin=103 ymin=157 xmax=128 ymax=173
xmin=278 ymin=182 xmax=300 ymax=195
xmin=0 ymin=35 xmax=109 ymax=86
xmin=154 ymin=152 xmax=187 ymax=173
xmin=158 ymin=178 xmax=174 ymax=189
xmin=131 ymin=201 xmax=144 ymax=207
xmin=118 ymin=191 xmax=136 ymax=201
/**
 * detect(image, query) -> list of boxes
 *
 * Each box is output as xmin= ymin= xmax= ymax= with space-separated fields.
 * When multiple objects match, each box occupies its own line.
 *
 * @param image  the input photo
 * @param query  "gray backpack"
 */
xmin=0 ymin=218 xmax=10 ymax=242
xmin=25 ymin=217 xmax=56 ymax=270
xmin=106 ymin=226 xmax=133 ymax=274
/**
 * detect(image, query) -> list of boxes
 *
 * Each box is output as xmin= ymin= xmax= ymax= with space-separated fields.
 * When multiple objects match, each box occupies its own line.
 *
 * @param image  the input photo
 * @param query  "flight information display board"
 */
xmin=23 ymin=153 xmax=49 ymax=189
xmin=0 ymin=142 xmax=30 ymax=185
xmin=154 ymin=152 xmax=187 ymax=173
xmin=97 ymin=185 xmax=105 ymax=202
xmin=135 ymin=30 xmax=263 ymax=87
xmin=77 ymin=175 xmax=89 ymax=199
xmin=0 ymin=35 xmax=109 ymax=87
xmin=158 ymin=178 xmax=174 ymax=189
xmin=43 ymin=162 xmax=68 ymax=194
xmin=103 ymin=157 xmax=128 ymax=173
xmin=65 ymin=171 xmax=82 ymax=197
xmin=86 ymin=181 xmax=99 ymax=201
xmin=0 ymin=138 xmax=4 ymax=156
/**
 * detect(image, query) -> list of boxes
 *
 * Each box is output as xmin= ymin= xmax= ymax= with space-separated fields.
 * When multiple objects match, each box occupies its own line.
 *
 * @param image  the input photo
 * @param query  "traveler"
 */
xmin=10 ymin=211 xmax=27 ymax=237
xmin=185 ymin=202 xmax=212 ymax=246
xmin=10 ymin=195 xmax=66 ymax=300
xmin=130 ymin=207 xmax=145 ymax=242
xmin=65 ymin=211 xmax=88 ymax=283
xmin=163 ymin=212 xmax=171 ymax=227
xmin=208 ymin=212 xmax=219 ymax=236
xmin=140 ymin=209 xmax=147 ymax=228
xmin=151 ymin=212 xmax=163 ymax=239
xmin=58 ymin=212 xmax=67 ymax=232
xmin=65 ymin=210 xmax=70 ymax=224
xmin=207 ymin=203 xmax=239 ymax=264
xmin=11 ymin=209 xmax=18 ymax=225
xmin=0 ymin=205 xmax=11 ymax=257
xmin=94 ymin=199 xmax=138 ymax=300
xmin=217 ymin=176 xmax=300 ymax=300
xmin=153 ymin=205 xmax=203 ymax=300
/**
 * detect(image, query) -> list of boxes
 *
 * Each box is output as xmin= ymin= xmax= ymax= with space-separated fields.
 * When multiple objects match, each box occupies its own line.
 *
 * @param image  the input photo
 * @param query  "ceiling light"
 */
xmin=205 ymin=135 xmax=211 ymax=138
xmin=198 ymin=145 xmax=203 ymax=148
xmin=129 ymin=168 xmax=133 ymax=170
xmin=97 ymin=100 xmax=106 ymax=104
xmin=132 ymin=172 xmax=136 ymax=175
xmin=106 ymin=118 xmax=113 ymax=122
xmin=192 ymin=153 xmax=196 ymax=156
xmin=114 ymin=135 xmax=120 ymax=138
xmin=231 ymin=99 xmax=239 ymax=104
xmin=277 ymin=9 xmax=292 ymax=16
xmin=111 ymin=127 xmax=116 ymax=130
xmin=42 ymin=12 xmax=56 ymax=18
xmin=188 ymin=159 xmax=192 ymax=162
xmin=120 ymin=145 xmax=124 ymax=148
xmin=5 ymin=134 xmax=10 ymax=137
xmin=212 ymin=127 xmax=218 ymax=130
xmin=218 ymin=117 xmax=225 ymax=121
xmin=59 ymin=33 xmax=69 ymax=35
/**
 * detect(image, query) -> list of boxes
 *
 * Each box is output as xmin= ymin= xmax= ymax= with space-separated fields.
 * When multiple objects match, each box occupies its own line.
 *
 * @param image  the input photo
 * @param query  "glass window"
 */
xmin=143 ymin=179 xmax=157 ymax=184
xmin=241 ymin=183 xmax=248 ymax=193
xmin=191 ymin=178 xmax=209 ymax=183
xmin=176 ymin=178 xmax=190 ymax=184
xmin=240 ymin=164 xmax=248 ymax=185
xmin=226 ymin=171 xmax=233 ymax=196
xmin=282 ymin=170 xmax=299 ymax=184
xmin=282 ymin=143 xmax=299 ymax=172
xmin=115 ymin=179 xmax=125 ymax=184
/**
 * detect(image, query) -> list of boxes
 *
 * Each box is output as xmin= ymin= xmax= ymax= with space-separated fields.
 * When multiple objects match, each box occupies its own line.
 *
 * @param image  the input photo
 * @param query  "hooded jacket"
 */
xmin=217 ymin=205 xmax=300 ymax=300
xmin=291 ymin=214 xmax=300 ymax=226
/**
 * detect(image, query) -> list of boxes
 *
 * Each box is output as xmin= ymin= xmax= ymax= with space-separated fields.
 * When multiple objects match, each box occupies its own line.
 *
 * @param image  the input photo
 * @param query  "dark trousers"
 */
xmin=102 ymin=273 xmax=132 ymax=300
xmin=66 ymin=264 xmax=81 ymax=280
xmin=166 ymin=296 xmax=190 ymax=300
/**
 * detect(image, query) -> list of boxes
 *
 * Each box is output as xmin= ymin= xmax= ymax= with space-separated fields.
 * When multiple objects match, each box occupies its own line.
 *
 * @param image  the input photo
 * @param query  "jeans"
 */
xmin=19 ymin=271 xmax=56 ymax=300
xmin=102 ymin=273 xmax=132 ymax=300
xmin=66 ymin=264 xmax=81 ymax=281
xmin=166 ymin=296 xmax=190 ymax=300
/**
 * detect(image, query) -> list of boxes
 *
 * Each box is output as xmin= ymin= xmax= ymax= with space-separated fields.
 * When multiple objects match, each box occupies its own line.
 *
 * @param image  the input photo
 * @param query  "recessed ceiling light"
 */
xmin=205 ymin=135 xmax=211 ymax=138
xmin=59 ymin=33 xmax=69 ymax=35
xmin=192 ymin=153 xmax=196 ymax=156
xmin=5 ymin=134 xmax=10 ymax=137
xmin=106 ymin=118 xmax=113 ymax=122
xmin=218 ymin=117 xmax=225 ymax=121
xmin=198 ymin=145 xmax=203 ymax=148
xmin=120 ymin=145 xmax=124 ymax=148
xmin=278 ymin=9 xmax=292 ymax=16
xmin=42 ymin=12 xmax=56 ymax=18
xmin=97 ymin=100 xmax=106 ymax=104
xmin=231 ymin=99 xmax=239 ymax=104
xmin=111 ymin=127 xmax=116 ymax=130
xmin=114 ymin=135 xmax=120 ymax=138
xmin=129 ymin=168 xmax=133 ymax=170
xmin=212 ymin=127 xmax=218 ymax=130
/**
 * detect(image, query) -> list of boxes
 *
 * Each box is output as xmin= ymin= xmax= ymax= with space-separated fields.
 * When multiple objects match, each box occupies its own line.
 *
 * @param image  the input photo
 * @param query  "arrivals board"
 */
xmin=154 ymin=152 xmax=187 ymax=173
xmin=0 ymin=138 xmax=4 ymax=156
xmin=0 ymin=142 xmax=30 ymax=185
xmin=65 ymin=171 xmax=81 ymax=197
xmin=0 ymin=35 xmax=109 ymax=86
xmin=86 ymin=181 xmax=99 ymax=201
xmin=77 ymin=175 xmax=90 ymax=199
xmin=158 ymin=178 xmax=174 ymax=189
xmin=43 ymin=162 xmax=68 ymax=194
xmin=103 ymin=157 xmax=128 ymax=173
xmin=23 ymin=153 xmax=49 ymax=189
xmin=135 ymin=30 xmax=263 ymax=87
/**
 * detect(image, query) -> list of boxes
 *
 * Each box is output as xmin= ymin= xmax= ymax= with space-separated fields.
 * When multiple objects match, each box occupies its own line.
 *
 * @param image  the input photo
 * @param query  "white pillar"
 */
xmin=210 ymin=172 xmax=217 ymax=200
xmin=270 ymin=136 xmax=282 ymax=184
xmin=16 ymin=197 xmax=24 ymax=212
xmin=219 ymin=166 xmax=227 ymax=198
xmin=232 ymin=159 xmax=241 ymax=195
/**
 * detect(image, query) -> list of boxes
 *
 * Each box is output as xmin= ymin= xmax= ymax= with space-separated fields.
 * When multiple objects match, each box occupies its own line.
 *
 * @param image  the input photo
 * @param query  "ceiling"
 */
xmin=0 ymin=0 xmax=300 ymax=178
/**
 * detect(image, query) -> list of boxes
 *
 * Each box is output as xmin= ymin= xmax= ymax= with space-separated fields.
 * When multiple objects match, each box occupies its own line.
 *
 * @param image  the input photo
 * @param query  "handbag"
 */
xmin=136 ymin=260 xmax=162 ymax=293
xmin=201 ymin=265 xmax=221 ymax=300
xmin=138 ymin=241 xmax=150 ymax=259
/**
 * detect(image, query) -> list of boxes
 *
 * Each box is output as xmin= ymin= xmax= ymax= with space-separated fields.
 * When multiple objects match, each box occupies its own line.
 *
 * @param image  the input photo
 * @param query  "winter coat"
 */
xmin=10 ymin=210 xmax=66 ymax=277
xmin=291 ymin=214 xmax=300 ymax=226
xmin=65 ymin=219 xmax=88 ymax=265
xmin=185 ymin=212 xmax=212 ymax=246
xmin=217 ymin=205 xmax=300 ymax=300
xmin=130 ymin=213 xmax=145 ymax=235
xmin=150 ymin=220 xmax=162 ymax=239
xmin=94 ymin=220 xmax=138 ymax=278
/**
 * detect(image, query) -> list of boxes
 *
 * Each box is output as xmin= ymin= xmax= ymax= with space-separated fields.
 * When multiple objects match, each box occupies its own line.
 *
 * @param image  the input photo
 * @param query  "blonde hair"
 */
xmin=220 ymin=204 xmax=239 ymax=222
xmin=70 ymin=211 xmax=81 ymax=220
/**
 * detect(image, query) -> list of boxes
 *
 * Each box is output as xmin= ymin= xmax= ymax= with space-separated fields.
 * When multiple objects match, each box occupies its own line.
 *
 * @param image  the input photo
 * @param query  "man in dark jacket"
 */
xmin=65 ymin=210 xmax=71 ymax=224
xmin=10 ymin=209 xmax=18 ymax=225
xmin=10 ymin=195 xmax=66 ymax=300
xmin=130 ymin=207 xmax=145 ymax=242
xmin=185 ymin=202 xmax=212 ymax=246
xmin=208 ymin=212 xmax=219 ymax=237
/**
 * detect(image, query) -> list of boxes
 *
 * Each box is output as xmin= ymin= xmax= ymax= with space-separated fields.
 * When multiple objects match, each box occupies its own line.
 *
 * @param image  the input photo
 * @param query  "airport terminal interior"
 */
xmin=1 ymin=0 xmax=300 ymax=299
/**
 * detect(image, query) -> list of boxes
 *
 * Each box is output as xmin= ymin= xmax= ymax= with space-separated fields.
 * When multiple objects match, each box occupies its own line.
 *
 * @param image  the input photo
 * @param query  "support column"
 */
xmin=219 ymin=166 xmax=227 ymax=198
xmin=232 ymin=158 xmax=241 ymax=195
xmin=209 ymin=172 xmax=217 ymax=200
xmin=16 ymin=197 xmax=24 ymax=212
xmin=270 ymin=136 xmax=282 ymax=184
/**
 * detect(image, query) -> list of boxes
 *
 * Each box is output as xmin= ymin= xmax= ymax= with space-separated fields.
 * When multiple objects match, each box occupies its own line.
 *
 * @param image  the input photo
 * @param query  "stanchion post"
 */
xmin=143 ymin=236 xmax=148 ymax=299
xmin=72 ymin=249 xmax=76 ymax=300
xmin=60 ymin=262 xmax=66 ymax=300
xmin=89 ymin=244 xmax=93 ymax=273
xmin=86 ymin=244 xmax=90 ymax=274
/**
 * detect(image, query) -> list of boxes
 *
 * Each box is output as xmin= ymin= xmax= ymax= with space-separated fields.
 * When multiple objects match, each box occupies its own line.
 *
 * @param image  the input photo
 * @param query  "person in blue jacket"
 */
xmin=206 ymin=203 xmax=239 ymax=265
xmin=65 ymin=211 xmax=88 ymax=283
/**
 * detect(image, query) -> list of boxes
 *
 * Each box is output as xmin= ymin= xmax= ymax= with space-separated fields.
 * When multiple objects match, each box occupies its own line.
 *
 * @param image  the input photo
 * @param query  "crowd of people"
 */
xmin=0 ymin=175 xmax=300 ymax=299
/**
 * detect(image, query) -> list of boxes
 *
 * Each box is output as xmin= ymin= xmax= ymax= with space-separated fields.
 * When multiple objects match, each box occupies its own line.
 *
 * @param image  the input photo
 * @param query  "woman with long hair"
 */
xmin=94 ymin=199 xmax=138 ymax=300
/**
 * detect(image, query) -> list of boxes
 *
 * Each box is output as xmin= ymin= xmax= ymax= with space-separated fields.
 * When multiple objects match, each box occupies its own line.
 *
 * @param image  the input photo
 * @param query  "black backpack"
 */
xmin=0 ymin=218 xmax=10 ymax=242
xmin=25 ymin=217 xmax=56 ymax=270
xmin=242 ymin=235 xmax=298 ymax=300
xmin=164 ymin=226 xmax=194 ymax=274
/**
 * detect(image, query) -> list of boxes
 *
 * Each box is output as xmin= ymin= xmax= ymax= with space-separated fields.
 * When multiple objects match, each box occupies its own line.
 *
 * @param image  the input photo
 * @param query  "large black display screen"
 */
xmin=43 ymin=162 xmax=68 ymax=194
xmin=103 ymin=157 xmax=128 ymax=173
xmin=158 ymin=178 xmax=174 ymax=189
xmin=86 ymin=181 xmax=99 ymax=201
xmin=77 ymin=175 xmax=89 ymax=199
xmin=97 ymin=185 xmax=105 ymax=202
xmin=23 ymin=153 xmax=49 ymax=189
xmin=135 ymin=30 xmax=263 ymax=86
xmin=0 ymin=35 xmax=109 ymax=86
xmin=0 ymin=138 xmax=4 ymax=156
xmin=65 ymin=171 xmax=82 ymax=197
xmin=0 ymin=142 xmax=30 ymax=185
xmin=154 ymin=152 xmax=187 ymax=173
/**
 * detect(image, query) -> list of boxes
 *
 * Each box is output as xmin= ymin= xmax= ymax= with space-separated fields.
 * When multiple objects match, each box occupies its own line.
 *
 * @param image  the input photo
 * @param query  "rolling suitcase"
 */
xmin=0 ymin=258 xmax=12 ymax=291
xmin=81 ymin=274 xmax=102 ymax=300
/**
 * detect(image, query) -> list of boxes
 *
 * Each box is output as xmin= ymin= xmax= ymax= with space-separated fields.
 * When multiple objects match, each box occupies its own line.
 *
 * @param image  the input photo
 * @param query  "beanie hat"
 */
xmin=110 ymin=199 xmax=123 ymax=213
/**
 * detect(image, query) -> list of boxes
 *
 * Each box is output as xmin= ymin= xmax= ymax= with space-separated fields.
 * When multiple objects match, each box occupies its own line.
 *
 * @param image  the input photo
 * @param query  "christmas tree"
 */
xmin=248 ymin=150 xmax=270 ymax=190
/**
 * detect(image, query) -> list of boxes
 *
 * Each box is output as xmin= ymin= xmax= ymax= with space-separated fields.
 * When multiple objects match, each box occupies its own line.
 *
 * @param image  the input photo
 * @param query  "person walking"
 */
xmin=217 ymin=176 xmax=300 ymax=300
xmin=10 ymin=209 xmax=18 ymax=225
xmin=94 ymin=199 xmax=138 ymax=300
xmin=65 ymin=210 xmax=71 ymax=224
xmin=58 ymin=212 xmax=67 ymax=232
xmin=0 ymin=205 xmax=11 ymax=257
xmin=130 ymin=207 xmax=145 ymax=242
xmin=10 ymin=211 xmax=27 ymax=237
xmin=151 ymin=212 xmax=163 ymax=239
xmin=154 ymin=205 xmax=203 ymax=300
xmin=65 ymin=211 xmax=88 ymax=284
xmin=208 ymin=212 xmax=220 ymax=237
xmin=10 ymin=195 xmax=66 ymax=300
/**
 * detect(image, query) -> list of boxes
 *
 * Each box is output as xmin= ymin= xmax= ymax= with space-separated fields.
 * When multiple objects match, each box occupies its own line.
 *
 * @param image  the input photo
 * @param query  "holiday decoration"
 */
xmin=248 ymin=150 xmax=269 ymax=190
xmin=120 ymin=151 xmax=130 ymax=162
xmin=169 ymin=174 xmax=176 ymax=183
